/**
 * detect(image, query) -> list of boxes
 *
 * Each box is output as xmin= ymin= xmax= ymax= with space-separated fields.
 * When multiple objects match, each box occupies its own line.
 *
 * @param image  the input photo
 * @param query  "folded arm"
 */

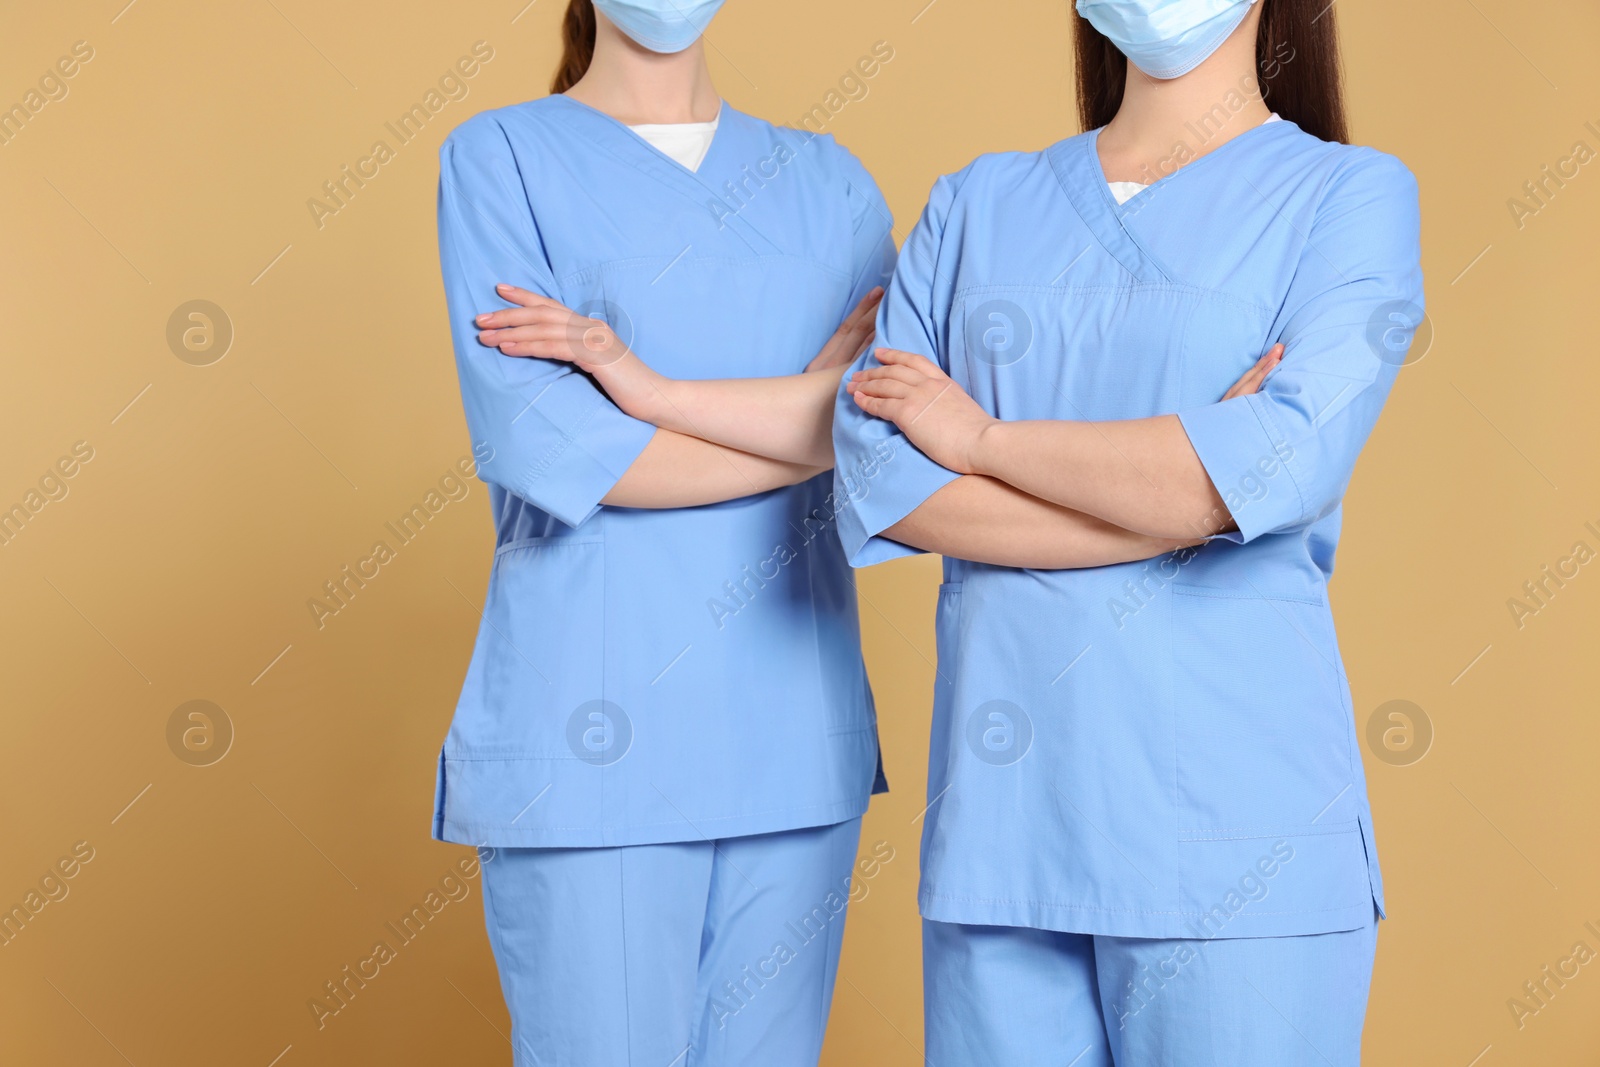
xmin=848 ymin=345 xmax=1282 ymax=541
xmin=603 ymin=431 xmax=823 ymax=509
xmin=478 ymin=284 xmax=882 ymax=469
xmin=881 ymin=474 xmax=1197 ymax=570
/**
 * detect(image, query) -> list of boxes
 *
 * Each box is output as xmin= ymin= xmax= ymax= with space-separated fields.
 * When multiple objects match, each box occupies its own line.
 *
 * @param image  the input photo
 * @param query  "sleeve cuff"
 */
xmin=833 ymin=434 xmax=960 ymax=567
xmin=518 ymin=374 xmax=657 ymax=529
xmin=1177 ymin=394 xmax=1306 ymax=545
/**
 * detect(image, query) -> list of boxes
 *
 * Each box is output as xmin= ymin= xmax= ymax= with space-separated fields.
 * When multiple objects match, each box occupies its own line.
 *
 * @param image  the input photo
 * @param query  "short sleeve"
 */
xmin=437 ymin=115 xmax=656 ymax=529
xmin=1178 ymin=151 xmax=1424 ymax=543
xmin=832 ymin=172 xmax=965 ymax=566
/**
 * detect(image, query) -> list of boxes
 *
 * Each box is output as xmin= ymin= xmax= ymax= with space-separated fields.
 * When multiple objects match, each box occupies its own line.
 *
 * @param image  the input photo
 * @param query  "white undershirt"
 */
xmin=1109 ymin=113 xmax=1281 ymax=204
xmin=629 ymin=108 xmax=721 ymax=173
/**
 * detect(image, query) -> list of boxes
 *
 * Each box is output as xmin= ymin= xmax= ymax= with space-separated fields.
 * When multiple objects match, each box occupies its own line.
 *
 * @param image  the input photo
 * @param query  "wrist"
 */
xmin=590 ymin=349 xmax=668 ymax=424
xmin=967 ymin=418 xmax=1006 ymax=478
xmin=640 ymin=367 xmax=688 ymax=429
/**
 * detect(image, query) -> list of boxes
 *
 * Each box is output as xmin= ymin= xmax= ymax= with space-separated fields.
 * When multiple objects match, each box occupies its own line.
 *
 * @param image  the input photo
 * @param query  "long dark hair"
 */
xmin=1073 ymin=0 xmax=1348 ymax=144
xmin=550 ymin=0 xmax=596 ymax=95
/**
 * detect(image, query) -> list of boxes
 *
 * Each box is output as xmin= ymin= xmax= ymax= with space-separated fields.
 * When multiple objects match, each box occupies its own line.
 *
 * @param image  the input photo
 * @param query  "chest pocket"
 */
xmin=949 ymin=284 xmax=1273 ymax=421
xmin=561 ymin=256 xmax=850 ymax=382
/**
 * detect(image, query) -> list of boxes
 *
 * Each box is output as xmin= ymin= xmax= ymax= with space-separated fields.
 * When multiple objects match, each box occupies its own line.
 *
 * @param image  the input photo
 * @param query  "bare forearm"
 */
xmin=649 ymin=368 xmax=843 ymax=467
xmin=602 ymin=428 xmax=823 ymax=509
xmin=970 ymin=415 xmax=1231 ymax=540
xmin=882 ymin=475 xmax=1196 ymax=570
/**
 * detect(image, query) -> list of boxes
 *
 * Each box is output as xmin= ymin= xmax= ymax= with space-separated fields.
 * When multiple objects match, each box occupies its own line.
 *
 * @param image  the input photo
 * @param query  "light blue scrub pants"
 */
xmin=924 ymin=907 xmax=1380 ymax=1066
xmin=480 ymin=818 xmax=862 ymax=1066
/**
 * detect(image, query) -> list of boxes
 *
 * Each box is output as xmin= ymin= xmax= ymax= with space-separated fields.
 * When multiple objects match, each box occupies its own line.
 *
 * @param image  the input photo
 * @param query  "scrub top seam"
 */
xmin=919 ymin=891 xmax=1369 ymax=919
xmin=1169 ymin=585 xmax=1324 ymax=606
xmin=950 ymin=280 xmax=1274 ymax=319
xmin=438 ymin=716 xmax=876 ymax=758
xmin=495 ymin=535 xmax=605 ymax=556
xmin=443 ymin=801 xmax=866 ymax=829
xmin=1176 ymin=822 xmax=1359 ymax=840
xmin=437 ymin=794 xmax=869 ymax=837
xmin=558 ymin=252 xmax=854 ymax=290
xmin=443 ymin=723 xmax=874 ymax=761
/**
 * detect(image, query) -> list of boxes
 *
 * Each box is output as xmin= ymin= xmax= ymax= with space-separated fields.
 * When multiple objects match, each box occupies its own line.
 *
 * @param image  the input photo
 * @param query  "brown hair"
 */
xmin=550 ymin=0 xmax=597 ymax=95
xmin=1073 ymin=0 xmax=1348 ymax=144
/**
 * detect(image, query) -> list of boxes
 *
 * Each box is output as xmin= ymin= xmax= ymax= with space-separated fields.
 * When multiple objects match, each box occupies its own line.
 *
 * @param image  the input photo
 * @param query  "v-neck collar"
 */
xmin=1049 ymin=118 xmax=1295 ymax=284
xmin=1088 ymin=115 xmax=1291 ymax=214
xmin=548 ymin=93 xmax=730 ymax=182
xmin=627 ymin=106 xmax=723 ymax=174
xmin=544 ymin=94 xmax=777 ymax=254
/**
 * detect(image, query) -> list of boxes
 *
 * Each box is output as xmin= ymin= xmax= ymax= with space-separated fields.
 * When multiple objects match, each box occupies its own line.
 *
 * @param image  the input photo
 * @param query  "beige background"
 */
xmin=2 ymin=1 xmax=1597 ymax=1063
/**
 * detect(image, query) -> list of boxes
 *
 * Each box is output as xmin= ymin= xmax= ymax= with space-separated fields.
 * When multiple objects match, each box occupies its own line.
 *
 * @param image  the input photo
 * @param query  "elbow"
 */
xmin=1147 ymin=485 xmax=1237 ymax=541
xmin=880 ymin=515 xmax=939 ymax=555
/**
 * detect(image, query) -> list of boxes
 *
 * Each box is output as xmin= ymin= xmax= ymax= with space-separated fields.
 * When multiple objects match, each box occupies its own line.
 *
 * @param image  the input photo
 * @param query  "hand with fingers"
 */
xmin=1222 ymin=343 xmax=1284 ymax=400
xmin=848 ymin=342 xmax=1288 ymax=473
xmin=847 ymin=348 xmax=997 ymax=474
xmin=476 ymin=284 xmax=671 ymax=423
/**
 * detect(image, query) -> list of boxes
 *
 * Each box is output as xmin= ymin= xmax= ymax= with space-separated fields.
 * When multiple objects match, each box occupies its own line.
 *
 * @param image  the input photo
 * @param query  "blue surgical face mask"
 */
xmin=593 ymin=0 xmax=727 ymax=54
xmin=1076 ymin=0 xmax=1258 ymax=80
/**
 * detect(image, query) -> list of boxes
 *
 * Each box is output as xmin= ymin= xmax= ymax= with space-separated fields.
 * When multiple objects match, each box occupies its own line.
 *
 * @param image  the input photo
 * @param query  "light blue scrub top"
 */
xmin=435 ymin=96 xmax=896 ymax=848
xmin=833 ymin=120 xmax=1423 ymax=939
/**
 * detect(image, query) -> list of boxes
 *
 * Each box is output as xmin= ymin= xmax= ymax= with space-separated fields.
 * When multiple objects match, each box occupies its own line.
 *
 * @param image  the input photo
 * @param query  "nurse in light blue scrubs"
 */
xmin=431 ymin=2 xmax=894 ymax=1063
xmin=834 ymin=1 xmax=1423 ymax=1064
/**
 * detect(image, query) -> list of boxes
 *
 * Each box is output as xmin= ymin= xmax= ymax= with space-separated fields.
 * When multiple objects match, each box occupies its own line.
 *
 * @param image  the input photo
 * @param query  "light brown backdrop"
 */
xmin=2 ymin=1 xmax=1597 ymax=1063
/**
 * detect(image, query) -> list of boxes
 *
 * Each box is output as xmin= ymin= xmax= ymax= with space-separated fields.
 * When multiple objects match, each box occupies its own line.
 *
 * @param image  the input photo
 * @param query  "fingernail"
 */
xmin=496 ymin=283 xmax=512 ymax=292
xmin=476 ymin=314 xmax=490 ymax=325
